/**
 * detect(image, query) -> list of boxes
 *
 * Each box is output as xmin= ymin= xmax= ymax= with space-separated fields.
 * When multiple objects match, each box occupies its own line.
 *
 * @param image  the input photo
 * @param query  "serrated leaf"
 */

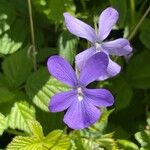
xmin=7 ymin=136 xmax=48 ymax=150
xmin=127 ymin=51 xmax=150 ymax=89
xmin=28 ymin=120 xmax=44 ymax=140
xmin=7 ymin=101 xmax=35 ymax=133
xmin=45 ymin=130 xmax=71 ymax=150
xmin=0 ymin=0 xmax=15 ymax=35
xmin=135 ymin=130 xmax=150 ymax=148
xmin=7 ymin=120 xmax=71 ymax=150
xmin=59 ymin=31 xmax=78 ymax=64
xmin=89 ymin=109 xmax=114 ymax=135
xmin=0 ymin=113 xmax=7 ymax=135
xmin=2 ymin=48 xmax=33 ymax=88
xmin=0 ymin=19 xmax=27 ymax=54
xmin=26 ymin=67 xmax=69 ymax=111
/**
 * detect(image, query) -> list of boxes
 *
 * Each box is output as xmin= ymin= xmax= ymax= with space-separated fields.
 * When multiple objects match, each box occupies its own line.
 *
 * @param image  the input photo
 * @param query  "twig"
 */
xmin=128 ymin=5 xmax=150 ymax=41
xmin=27 ymin=0 xmax=37 ymax=71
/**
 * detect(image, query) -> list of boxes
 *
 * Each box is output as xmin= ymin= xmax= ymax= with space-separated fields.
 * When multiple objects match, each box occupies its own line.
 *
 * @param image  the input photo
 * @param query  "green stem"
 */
xmin=130 ymin=0 xmax=135 ymax=27
xmin=128 ymin=5 xmax=150 ymax=41
xmin=27 ymin=0 xmax=37 ymax=71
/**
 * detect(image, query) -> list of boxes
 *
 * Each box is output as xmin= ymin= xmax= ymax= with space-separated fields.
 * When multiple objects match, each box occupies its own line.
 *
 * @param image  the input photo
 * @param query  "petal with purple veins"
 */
xmin=49 ymin=90 xmax=76 ymax=112
xmin=83 ymin=88 xmax=114 ymax=107
xmin=63 ymin=13 xmax=96 ymax=43
xmin=75 ymin=46 xmax=96 ymax=71
xmin=98 ymin=7 xmax=119 ymax=41
xmin=79 ymin=52 xmax=108 ymax=86
xmin=102 ymin=38 xmax=132 ymax=56
xmin=47 ymin=56 xmax=78 ymax=87
xmin=98 ymin=57 xmax=121 ymax=80
xmin=63 ymin=100 xmax=101 ymax=129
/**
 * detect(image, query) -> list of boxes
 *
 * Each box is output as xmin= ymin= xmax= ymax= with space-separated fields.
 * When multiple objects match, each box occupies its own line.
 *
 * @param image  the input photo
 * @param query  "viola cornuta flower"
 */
xmin=63 ymin=7 xmax=132 ymax=80
xmin=47 ymin=52 xmax=114 ymax=129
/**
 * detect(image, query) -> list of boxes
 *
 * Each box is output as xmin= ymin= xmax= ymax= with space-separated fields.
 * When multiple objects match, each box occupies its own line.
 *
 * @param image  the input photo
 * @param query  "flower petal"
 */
xmin=79 ymin=52 xmax=108 ymax=86
xmin=47 ymin=55 xmax=78 ymax=87
xmin=75 ymin=46 xmax=96 ymax=71
xmin=63 ymin=13 xmax=96 ymax=43
xmin=98 ymin=57 xmax=121 ymax=80
xmin=63 ymin=100 xmax=101 ymax=129
xmin=83 ymin=88 xmax=114 ymax=107
xmin=102 ymin=38 xmax=132 ymax=56
xmin=98 ymin=7 xmax=119 ymax=41
xmin=49 ymin=90 xmax=76 ymax=112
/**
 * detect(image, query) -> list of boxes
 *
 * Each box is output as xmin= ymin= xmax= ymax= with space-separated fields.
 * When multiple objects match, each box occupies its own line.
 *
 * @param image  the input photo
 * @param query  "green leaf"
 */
xmin=59 ymin=31 xmax=78 ymax=64
xmin=7 ymin=101 xmax=35 ymax=133
xmin=135 ymin=130 xmax=150 ymax=149
xmin=117 ymin=139 xmax=139 ymax=150
xmin=0 ymin=90 xmax=27 ymax=115
xmin=0 ymin=19 xmax=27 ymax=54
xmin=0 ymin=0 xmax=15 ymax=35
xmin=0 ymin=87 xmax=15 ymax=104
xmin=7 ymin=120 xmax=71 ymax=150
xmin=33 ymin=0 xmax=76 ymax=23
xmin=28 ymin=120 xmax=44 ymax=139
xmin=127 ymin=51 xmax=150 ymax=89
xmin=2 ymin=48 xmax=33 ymax=88
xmin=110 ymin=76 xmax=133 ymax=111
xmin=37 ymin=47 xmax=57 ymax=63
xmin=0 ymin=113 xmax=7 ymax=135
xmin=140 ymin=29 xmax=150 ymax=49
xmin=26 ymin=67 xmax=69 ymax=111
xmin=45 ymin=130 xmax=71 ymax=149
xmin=89 ymin=109 xmax=114 ymax=135
xmin=109 ymin=0 xmax=127 ymax=28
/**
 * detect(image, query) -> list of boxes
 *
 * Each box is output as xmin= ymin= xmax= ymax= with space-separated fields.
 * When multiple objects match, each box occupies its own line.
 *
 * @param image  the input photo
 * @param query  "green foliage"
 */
xmin=117 ymin=139 xmax=139 ymax=150
xmin=7 ymin=101 xmax=35 ymax=133
xmin=26 ymin=67 xmax=69 ymax=111
xmin=135 ymin=128 xmax=150 ymax=150
xmin=140 ymin=19 xmax=150 ymax=49
xmin=110 ymin=76 xmax=133 ymax=111
xmin=127 ymin=51 xmax=150 ymax=89
xmin=0 ymin=87 xmax=15 ymax=104
xmin=33 ymin=0 xmax=76 ymax=23
xmin=0 ymin=0 xmax=15 ymax=35
xmin=0 ymin=113 xmax=7 ymax=135
xmin=7 ymin=120 xmax=71 ymax=150
xmin=2 ymin=48 xmax=33 ymax=88
xmin=59 ymin=31 xmax=78 ymax=64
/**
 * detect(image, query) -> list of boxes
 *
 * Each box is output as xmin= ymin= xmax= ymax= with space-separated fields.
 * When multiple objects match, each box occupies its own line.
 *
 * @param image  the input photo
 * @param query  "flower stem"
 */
xmin=130 ymin=0 xmax=135 ymax=27
xmin=128 ymin=5 xmax=150 ymax=41
xmin=27 ymin=0 xmax=37 ymax=71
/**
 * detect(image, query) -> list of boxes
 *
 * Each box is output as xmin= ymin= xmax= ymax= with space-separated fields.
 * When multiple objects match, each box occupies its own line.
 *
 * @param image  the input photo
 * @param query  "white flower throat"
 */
xmin=77 ymin=87 xmax=84 ymax=101
xmin=95 ymin=42 xmax=102 ymax=52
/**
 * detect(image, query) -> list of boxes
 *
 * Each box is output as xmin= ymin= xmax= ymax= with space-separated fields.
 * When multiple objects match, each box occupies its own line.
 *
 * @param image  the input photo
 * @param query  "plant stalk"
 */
xmin=27 ymin=0 xmax=37 ymax=71
xmin=128 ymin=5 xmax=150 ymax=41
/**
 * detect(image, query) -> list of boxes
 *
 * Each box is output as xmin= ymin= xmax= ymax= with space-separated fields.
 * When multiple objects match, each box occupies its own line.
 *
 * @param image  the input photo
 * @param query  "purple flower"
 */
xmin=63 ymin=7 xmax=132 ymax=80
xmin=47 ymin=52 xmax=114 ymax=130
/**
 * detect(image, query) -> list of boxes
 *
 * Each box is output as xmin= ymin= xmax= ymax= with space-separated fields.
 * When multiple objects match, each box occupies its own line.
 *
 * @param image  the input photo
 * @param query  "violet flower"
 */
xmin=63 ymin=7 xmax=132 ymax=80
xmin=47 ymin=52 xmax=114 ymax=129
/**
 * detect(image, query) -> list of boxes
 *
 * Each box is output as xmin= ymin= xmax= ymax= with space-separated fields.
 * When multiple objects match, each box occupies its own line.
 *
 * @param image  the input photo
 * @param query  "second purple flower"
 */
xmin=64 ymin=7 xmax=132 ymax=80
